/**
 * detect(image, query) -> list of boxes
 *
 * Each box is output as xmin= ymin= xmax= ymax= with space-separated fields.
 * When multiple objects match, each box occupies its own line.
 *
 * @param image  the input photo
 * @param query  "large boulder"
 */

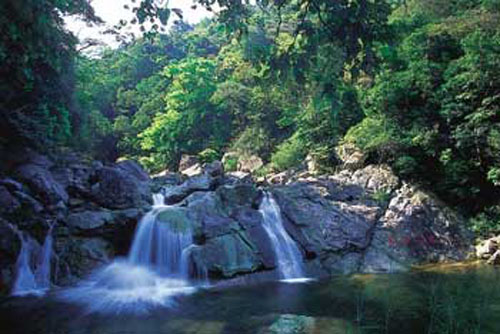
xmin=90 ymin=162 xmax=151 ymax=209
xmin=162 ymin=163 xmax=223 ymax=204
xmin=66 ymin=210 xmax=115 ymax=231
xmin=116 ymin=160 xmax=150 ymax=182
xmin=272 ymin=184 xmax=379 ymax=256
xmin=15 ymin=163 xmax=69 ymax=205
xmin=361 ymin=184 xmax=472 ymax=272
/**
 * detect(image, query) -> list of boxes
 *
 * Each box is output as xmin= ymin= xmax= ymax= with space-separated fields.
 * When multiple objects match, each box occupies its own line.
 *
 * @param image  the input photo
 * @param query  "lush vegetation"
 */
xmin=1 ymin=0 xmax=500 ymax=233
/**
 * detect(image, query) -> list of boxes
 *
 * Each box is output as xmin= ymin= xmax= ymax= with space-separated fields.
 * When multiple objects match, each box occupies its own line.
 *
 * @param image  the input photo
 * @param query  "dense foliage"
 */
xmin=1 ymin=0 xmax=500 ymax=232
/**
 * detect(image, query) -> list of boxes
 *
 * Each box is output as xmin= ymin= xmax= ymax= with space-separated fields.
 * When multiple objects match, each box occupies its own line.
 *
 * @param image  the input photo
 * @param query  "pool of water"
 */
xmin=1 ymin=263 xmax=499 ymax=334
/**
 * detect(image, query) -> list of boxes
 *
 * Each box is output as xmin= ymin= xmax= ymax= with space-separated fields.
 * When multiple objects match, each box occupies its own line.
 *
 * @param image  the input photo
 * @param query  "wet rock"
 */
xmin=0 ymin=219 xmax=21 ymax=294
xmin=55 ymin=236 xmax=113 ymax=279
xmin=272 ymin=184 xmax=378 ymax=256
xmin=196 ymin=232 xmax=262 ymax=278
xmin=260 ymin=314 xmax=315 ymax=334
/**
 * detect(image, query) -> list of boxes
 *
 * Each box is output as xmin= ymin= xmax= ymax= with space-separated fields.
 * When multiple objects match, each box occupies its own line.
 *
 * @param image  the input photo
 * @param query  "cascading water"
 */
xmin=259 ymin=192 xmax=306 ymax=281
xmin=11 ymin=222 xmax=54 ymax=296
xmin=59 ymin=193 xmax=206 ymax=313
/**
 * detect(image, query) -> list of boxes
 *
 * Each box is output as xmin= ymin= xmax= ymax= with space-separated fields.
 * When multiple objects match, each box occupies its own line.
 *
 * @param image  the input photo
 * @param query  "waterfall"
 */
xmin=259 ymin=192 xmax=305 ymax=280
xmin=11 ymin=223 xmax=54 ymax=296
xmin=58 ymin=193 xmax=205 ymax=313
xmin=128 ymin=206 xmax=194 ymax=279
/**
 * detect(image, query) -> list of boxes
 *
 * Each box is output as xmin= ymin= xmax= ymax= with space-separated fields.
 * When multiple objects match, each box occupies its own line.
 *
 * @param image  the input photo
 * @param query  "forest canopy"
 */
xmin=1 ymin=0 xmax=500 ymax=229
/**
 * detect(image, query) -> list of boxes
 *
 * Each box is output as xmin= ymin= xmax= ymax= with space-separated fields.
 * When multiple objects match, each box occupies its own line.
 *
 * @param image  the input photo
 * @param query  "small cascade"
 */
xmin=259 ymin=192 xmax=305 ymax=280
xmin=59 ymin=193 xmax=205 ymax=313
xmin=128 ymin=207 xmax=194 ymax=279
xmin=11 ymin=223 xmax=54 ymax=296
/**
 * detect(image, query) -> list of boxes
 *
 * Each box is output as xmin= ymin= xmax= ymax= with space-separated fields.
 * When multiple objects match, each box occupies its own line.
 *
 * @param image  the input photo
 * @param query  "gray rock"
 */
xmin=91 ymin=166 xmax=151 ymax=209
xmin=179 ymin=155 xmax=200 ymax=173
xmin=238 ymin=155 xmax=263 ymax=173
xmin=15 ymin=163 xmax=69 ymax=205
xmin=0 ymin=185 xmax=20 ymax=214
xmin=0 ymin=178 xmax=23 ymax=192
xmin=116 ymin=160 xmax=150 ymax=182
xmin=163 ymin=173 xmax=218 ymax=205
xmin=0 ymin=219 xmax=21 ymax=294
xmin=362 ymin=183 xmax=472 ymax=270
xmin=66 ymin=210 xmax=115 ymax=231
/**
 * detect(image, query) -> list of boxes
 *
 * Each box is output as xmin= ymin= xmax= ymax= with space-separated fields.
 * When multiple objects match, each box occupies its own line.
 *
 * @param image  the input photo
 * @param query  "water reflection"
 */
xmin=1 ymin=264 xmax=500 ymax=333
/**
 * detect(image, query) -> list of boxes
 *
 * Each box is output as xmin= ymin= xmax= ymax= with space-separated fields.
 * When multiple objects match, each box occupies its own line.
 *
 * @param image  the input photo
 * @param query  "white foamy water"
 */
xmin=11 ymin=223 xmax=54 ymax=296
xmin=59 ymin=193 xmax=206 ymax=313
xmin=259 ymin=192 xmax=306 ymax=280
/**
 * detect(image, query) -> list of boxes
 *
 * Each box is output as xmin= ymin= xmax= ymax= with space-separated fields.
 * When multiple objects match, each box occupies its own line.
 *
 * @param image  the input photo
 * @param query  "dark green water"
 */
xmin=1 ymin=264 xmax=499 ymax=334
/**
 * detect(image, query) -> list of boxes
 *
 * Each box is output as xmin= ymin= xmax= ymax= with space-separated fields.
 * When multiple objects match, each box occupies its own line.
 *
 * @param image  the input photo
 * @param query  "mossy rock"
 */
xmin=156 ymin=207 xmax=194 ymax=233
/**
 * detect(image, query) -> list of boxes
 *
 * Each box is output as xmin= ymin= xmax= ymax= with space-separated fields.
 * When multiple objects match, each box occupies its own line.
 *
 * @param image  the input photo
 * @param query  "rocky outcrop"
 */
xmin=0 ymin=149 xmax=152 ymax=292
xmin=0 ymin=148 xmax=473 ymax=294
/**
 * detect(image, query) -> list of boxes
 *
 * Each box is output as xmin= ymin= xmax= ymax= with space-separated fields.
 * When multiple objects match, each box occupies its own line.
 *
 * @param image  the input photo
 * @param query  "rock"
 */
xmin=163 ymin=173 xmax=218 ymax=205
xmin=238 ymin=155 xmax=263 ymax=173
xmin=91 ymin=165 xmax=151 ymax=209
xmin=261 ymin=314 xmax=315 ymax=334
xmin=233 ymin=208 xmax=276 ymax=268
xmin=15 ymin=163 xmax=69 ymax=205
xmin=0 ymin=178 xmax=23 ymax=192
xmin=195 ymin=232 xmax=262 ymax=278
xmin=216 ymin=184 xmax=261 ymax=213
xmin=156 ymin=207 xmax=194 ymax=232
xmin=0 ymin=186 xmax=20 ymax=214
xmin=151 ymin=172 xmax=184 ymax=193
xmin=182 ymin=164 xmax=203 ymax=177
xmin=13 ymin=191 xmax=44 ymax=214
xmin=225 ymin=171 xmax=253 ymax=185
xmin=179 ymin=155 xmax=200 ymax=173
xmin=115 ymin=160 xmax=150 ymax=182
xmin=476 ymin=238 xmax=498 ymax=259
xmin=0 ymin=219 xmax=21 ymax=294
xmin=487 ymin=249 xmax=500 ymax=265
xmin=305 ymin=154 xmax=319 ymax=174
xmin=66 ymin=210 xmax=115 ymax=231
xmin=55 ymin=236 xmax=113 ymax=279
xmin=336 ymin=143 xmax=366 ymax=170
xmin=268 ymin=171 xmax=293 ymax=185
xmin=272 ymin=184 xmax=378 ymax=257
xmin=363 ymin=183 xmax=471 ymax=271
xmin=204 ymin=160 xmax=224 ymax=177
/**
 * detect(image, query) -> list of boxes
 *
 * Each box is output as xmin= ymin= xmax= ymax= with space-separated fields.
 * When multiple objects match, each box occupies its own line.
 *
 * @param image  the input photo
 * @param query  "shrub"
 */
xmin=224 ymin=157 xmax=238 ymax=172
xmin=468 ymin=206 xmax=500 ymax=237
xmin=198 ymin=148 xmax=220 ymax=164
xmin=270 ymin=134 xmax=306 ymax=171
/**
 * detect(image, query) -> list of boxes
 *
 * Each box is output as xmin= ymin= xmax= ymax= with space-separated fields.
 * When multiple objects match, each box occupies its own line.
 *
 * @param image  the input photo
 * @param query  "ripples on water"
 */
xmin=1 ymin=264 xmax=500 ymax=334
